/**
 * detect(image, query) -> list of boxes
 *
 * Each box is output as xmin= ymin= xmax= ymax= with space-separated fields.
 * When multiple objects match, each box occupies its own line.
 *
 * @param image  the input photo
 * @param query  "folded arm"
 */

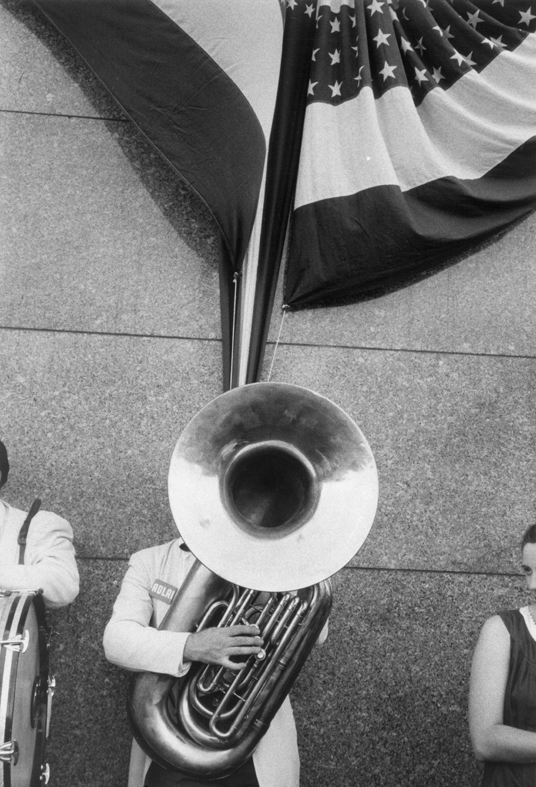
xmin=469 ymin=615 xmax=536 ymax=763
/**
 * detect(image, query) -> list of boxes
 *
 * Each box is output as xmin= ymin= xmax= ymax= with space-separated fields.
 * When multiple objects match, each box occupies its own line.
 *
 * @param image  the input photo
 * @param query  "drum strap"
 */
xmin=17 ymin=498 xmax=42 ymax=565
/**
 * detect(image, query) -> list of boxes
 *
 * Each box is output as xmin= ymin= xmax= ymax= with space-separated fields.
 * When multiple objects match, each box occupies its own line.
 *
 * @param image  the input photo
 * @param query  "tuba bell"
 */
xmin=127 ymin=382 xmax=378 ymax=779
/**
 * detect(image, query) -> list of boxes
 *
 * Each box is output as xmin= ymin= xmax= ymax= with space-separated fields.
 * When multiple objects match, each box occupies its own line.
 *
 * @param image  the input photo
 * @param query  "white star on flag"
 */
xmin=466 ymin=10 xmax=483 ymax=27
xmin=414 ymin=67 xmax=429 ymax=84
xmin=367 ymin=0 xmax=385 ymax=16
xmin=520 ymin=6 xmax=536 ymax=24
xmin=451 ymin=50 xmax=466 ymax=66
xmin=379 ymin=61 xmax=397 ymax=80
xmin=374 ymin=30 xmax=391 ymax=47
xmin=415 ymin=37 xmax=427 ymax=54
xmin=329 ymin=80 xmax=343 ymax=96
xmin=329 ymin=49 xmax=341 ymax=65
xmin=355 ymin=65 xmax=365 ymax=84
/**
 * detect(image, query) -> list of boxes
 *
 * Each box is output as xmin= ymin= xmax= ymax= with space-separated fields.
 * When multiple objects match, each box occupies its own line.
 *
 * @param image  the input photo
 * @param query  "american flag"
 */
xmin=29 ymin=0 xmax=536 ymax=380
xmin=291 ymin=0 xmax=536 ymax=105
xmin=283 ymin=0 xmax=536 ymax=309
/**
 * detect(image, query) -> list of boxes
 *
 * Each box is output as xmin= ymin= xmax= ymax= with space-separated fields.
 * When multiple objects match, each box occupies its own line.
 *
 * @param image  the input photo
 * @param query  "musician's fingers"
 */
xmin=228 ymin=645 xmax=263 ymax=656
xmin=228 ymin=635 xmax=263 ymax=648
xmin=220 ymin=657 xmax=248 ymax=670
xmin=226 ymin=624 xmax=261 ymax=637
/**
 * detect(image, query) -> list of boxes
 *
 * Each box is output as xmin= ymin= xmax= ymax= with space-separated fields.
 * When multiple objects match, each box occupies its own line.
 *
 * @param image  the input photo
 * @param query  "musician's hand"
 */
xmin=183 ymin=625 xmax=264 ymax=670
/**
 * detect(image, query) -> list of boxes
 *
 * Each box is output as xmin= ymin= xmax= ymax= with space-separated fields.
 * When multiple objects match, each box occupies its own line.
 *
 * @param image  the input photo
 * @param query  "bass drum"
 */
xmin=0 ymin=591 xmax=52 ymax=787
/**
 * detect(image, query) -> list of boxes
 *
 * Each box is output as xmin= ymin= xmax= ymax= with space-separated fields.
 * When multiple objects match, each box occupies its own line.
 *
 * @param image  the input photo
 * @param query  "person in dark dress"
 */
xmin=469 ymin=524 xmax=536 ymax=785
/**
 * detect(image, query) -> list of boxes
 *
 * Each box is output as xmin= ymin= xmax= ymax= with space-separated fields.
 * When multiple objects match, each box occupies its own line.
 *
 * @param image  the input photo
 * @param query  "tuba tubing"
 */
xmin=128 ymin=382 xmax=377 ymax=779
xmin=127 ymin=559 xmax=332 ymax=779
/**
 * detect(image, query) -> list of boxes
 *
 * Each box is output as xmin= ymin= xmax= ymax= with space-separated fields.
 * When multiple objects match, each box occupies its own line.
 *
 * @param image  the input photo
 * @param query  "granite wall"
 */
xmin=1 ymin=2 xmax=535 ymax=785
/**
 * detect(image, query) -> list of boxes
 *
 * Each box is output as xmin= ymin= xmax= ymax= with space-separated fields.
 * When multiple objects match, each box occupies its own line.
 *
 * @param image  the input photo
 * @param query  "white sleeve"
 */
xmin=0 ymin=511 xmax=79 ymax=609
xmin=103 ymin=551 xmax=190 ymax=677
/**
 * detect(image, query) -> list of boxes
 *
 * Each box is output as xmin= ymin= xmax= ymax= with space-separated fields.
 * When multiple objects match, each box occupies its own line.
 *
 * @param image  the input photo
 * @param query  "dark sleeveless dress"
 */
xmin=482 ymin=609 xmax=536 ymax=786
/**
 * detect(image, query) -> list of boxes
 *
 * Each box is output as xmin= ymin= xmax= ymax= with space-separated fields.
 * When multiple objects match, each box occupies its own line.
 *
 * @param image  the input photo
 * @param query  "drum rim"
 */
xmin=0 ymin=592 xmax=50 ymax=787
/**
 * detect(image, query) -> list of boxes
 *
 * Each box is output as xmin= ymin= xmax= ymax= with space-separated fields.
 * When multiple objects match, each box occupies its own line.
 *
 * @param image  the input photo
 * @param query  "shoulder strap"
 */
xmin=498 ymin=608 xmax=534 ymax=646
xmin=17 ymin=498 xmax=42 ymax=565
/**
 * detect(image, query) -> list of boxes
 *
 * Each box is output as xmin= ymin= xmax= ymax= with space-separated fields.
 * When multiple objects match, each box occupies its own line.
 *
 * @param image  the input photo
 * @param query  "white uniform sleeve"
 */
xmin=0 ymin=511 xmax=79 ymax=609
xmin=103 ymin=550 xmax=190 ymax=677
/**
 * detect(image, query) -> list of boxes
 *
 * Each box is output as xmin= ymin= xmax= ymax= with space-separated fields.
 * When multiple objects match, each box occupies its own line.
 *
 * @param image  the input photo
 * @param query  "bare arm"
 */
xmin=469 ymin=615 xmax=536 ymax=762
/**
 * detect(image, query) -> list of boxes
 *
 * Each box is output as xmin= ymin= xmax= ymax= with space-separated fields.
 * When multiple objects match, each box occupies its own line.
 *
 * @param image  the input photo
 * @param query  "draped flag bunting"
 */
xmin=30 ymin=0 xmax=536 ymax=386
xmin=284 ymin=0 xmax=536 ymax=308
xmin=29 ymin=0 xmax=283 ymax=270
xmin=31 ymin=0 xmax=285 ymax=387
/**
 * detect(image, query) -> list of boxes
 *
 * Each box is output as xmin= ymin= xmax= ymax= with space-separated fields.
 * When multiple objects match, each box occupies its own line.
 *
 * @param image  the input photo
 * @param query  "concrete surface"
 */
xmin=293 ymin=569 xmax=526 ymax=787
xmin=1 ymin=2 xmax=535 ymax=786
xmin=0 ymin=112 xmax=221 ymax=339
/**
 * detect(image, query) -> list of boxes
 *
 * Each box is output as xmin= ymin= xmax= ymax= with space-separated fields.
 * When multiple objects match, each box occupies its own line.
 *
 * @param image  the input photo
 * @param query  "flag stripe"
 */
xmin=287 ymin=135 xmax=536 ymax=307
xmin=32 ymin=0 xmax=270 ymax=269
xmin=295 ymin=31 xmax=536 ymax=209
xmin=151 ymin=0 xmax=283 ymax=140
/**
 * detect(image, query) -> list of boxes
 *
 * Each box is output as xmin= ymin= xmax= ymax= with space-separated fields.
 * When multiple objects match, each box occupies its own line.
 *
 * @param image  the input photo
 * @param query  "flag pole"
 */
xmin=230 ymin=5 xmax=316 ymax=388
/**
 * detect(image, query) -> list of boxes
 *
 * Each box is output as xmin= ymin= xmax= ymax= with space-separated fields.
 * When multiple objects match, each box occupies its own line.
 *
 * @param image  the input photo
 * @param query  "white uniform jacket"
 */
xmin=103 ymin=540 xmax=307 ymax=787
xmin=0 ymin=500 xmax=79 ymax=608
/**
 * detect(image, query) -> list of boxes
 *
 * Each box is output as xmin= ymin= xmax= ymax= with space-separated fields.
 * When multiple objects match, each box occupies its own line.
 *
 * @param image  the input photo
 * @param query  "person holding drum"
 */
xmin=0 ymin=439 xmax=79 ymax=607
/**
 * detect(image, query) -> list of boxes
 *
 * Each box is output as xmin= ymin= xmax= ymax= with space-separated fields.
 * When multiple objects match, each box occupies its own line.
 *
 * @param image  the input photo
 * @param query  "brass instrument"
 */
xmin=128 ymin=382 xmax=378 ymax=780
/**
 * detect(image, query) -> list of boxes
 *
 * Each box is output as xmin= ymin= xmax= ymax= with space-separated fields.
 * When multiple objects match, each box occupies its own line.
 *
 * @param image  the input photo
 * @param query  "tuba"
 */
xmin=128 ymin=382 xmax=378 ymax=779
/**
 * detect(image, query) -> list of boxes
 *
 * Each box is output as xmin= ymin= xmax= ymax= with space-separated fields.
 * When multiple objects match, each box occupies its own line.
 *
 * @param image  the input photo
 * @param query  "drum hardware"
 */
xmin=30 ymin=676 xmax=49 ymax=729
xmin=0 ymin=591 xmax=52 ymax=786
xmin=129 ymin=382 xmax=379 ymax=779
xmin=0 ymin=740 xmax=19 ymax=765
xmin=45 ymin=676 xmax=56 ymax=739
xmin=0 ymin=630 xmax=30 ymax=653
